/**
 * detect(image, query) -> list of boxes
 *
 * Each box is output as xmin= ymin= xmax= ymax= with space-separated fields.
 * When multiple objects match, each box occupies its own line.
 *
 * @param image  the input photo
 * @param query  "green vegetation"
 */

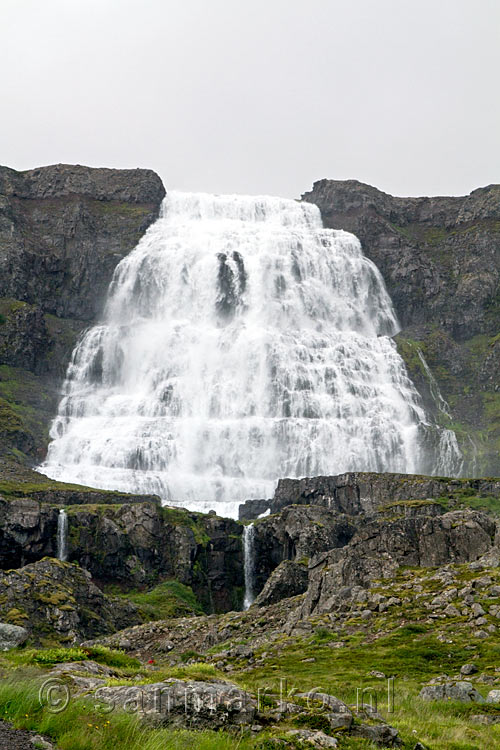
xmin=2 ymin=561 xmax=500 ymax=749
xmin=396 ymin=329 xmax=500 ymax=476
xmin=118 ymin=581 xmax=203 ymax=621
xmin=5 ymin=645 xmax=139 ymax=670
xmin=0 ymin=674 xmax=252 ymax=750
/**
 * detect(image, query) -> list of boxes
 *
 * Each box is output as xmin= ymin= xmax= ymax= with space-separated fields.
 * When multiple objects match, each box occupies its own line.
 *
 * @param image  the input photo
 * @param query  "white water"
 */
xmin=416 ymin=348 xmax=463 ymax=476
xmin=40 ymin=191 xmax=462 ymax=517
xmin=243 ymin=523 xmax=256 ymax=609
xmin=417 ymin=349 xmax=452 ymax=419
xmin=57 ymin=509 xmax=68 ymax=562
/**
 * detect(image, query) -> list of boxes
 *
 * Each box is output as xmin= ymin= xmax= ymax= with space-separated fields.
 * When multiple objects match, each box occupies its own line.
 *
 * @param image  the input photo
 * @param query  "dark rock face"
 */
xmin=238 ymin=473 xmax=500 ymax=607
xmin=0 ymin=300 xmax=50 ymax=372
xmin=69 ymin=504 xmax=243 ymax=613
xmin=0 ymin=494 xmax=243 ymax=614
xmin=301 ymin=509 xmax=496 ymax=616
xmin=240 ymin=472 xmax=500 ymax=520
xmin=251 ymin=504 xmax=356 ymax=594
xmin=302 ymin=180 xmax=500 ymax=475
xmin=0 ymin=164 xmax=165 ymax=321
xmin=0 ymin=557 xmax=142 ymax=642
xmin=0 ymin=163 xmax=165 ymax=466
xmin=0 ymin=496 xmax=58 ymax=567
xmin=253 ymin=559 xmax=308 ymax=607
xmin=301 ymin=180 xmax=499 ymax=339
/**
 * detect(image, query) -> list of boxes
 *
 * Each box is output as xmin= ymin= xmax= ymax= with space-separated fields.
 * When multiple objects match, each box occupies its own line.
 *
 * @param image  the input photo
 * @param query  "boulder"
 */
xmin=0 ymin=622 xmax=28 ymax=650
xmin=350 ymin=723 xmax=402 ymax=746
xmin=254 ymin=560 xmax=308 ymax=606
xmin=460 ymin=664 xmax=478 ymax=676
xmin=419 ymin=681 xmax=485 ymax=703
xmin=93 ymin=679 xmax=256 ymax=728
xmin=286 ymin=729 xmax=338 ymax=747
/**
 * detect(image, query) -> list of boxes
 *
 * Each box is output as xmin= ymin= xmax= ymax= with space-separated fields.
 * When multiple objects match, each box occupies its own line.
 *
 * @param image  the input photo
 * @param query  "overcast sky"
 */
xmin=1 ymin=0 xmax=499 ymax=198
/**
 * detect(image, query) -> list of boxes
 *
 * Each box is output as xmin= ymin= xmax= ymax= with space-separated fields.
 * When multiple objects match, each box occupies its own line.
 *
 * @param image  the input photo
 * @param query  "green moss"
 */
xmin=118 ymin=580 xmax=203 ymax=621
xmin=4 ymin=607 xmax=29 ymax=625
xmin=161 ymin=506 xmax=210 ymax=546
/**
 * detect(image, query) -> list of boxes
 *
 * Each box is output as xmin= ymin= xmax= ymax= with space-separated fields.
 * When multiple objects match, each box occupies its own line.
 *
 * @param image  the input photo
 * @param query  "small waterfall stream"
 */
xmin=243 ymin=522 xmax=256 ymax=609
xmin=57 ymin=509 xmax=68 ymax=562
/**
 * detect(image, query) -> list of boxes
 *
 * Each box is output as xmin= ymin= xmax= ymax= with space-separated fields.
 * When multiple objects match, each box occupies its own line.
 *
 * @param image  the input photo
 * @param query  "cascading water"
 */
xmin=40 ymin=191 xmax=462 ymax=517
xmin=243 ymin=523 xmax=256 ymax=609
xmin=416 ymin=348 xmax=463 ymax=476
xmin=57 ymin=509 xmax=68 ymax=562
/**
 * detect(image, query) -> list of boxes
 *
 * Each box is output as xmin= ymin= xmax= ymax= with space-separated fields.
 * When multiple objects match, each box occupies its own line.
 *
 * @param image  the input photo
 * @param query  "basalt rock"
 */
xmin=0 ymin=557 xmax=142 ymax=642
xmin=253 ymin=559 xmax=309 ymax=607
xmin=250 ymin=504 xmax=356 ymax=595
xmin=300 ymin=509 xmax=496 ymax=617
xmin=0 ymin=496 xmax=243 ymax=614
xmin=301 ymin=180 xmax=500 ymax=339
xmin=0 ymin=164 xmax=165 ymax=321
xmin=93 ymin=679 xmax=256 ymax=728
xmin=239 ymin=472 xmax=500 ymax=520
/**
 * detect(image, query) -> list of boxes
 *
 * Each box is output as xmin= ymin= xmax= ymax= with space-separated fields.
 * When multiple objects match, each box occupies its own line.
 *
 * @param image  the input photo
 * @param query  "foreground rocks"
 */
xmin=419 ymin=681 xmax=485 ymax=703
xmin=56 ymin=662 xmax=402 ymax=745
xmin=94 ymin=679 xmax=256 ymax=729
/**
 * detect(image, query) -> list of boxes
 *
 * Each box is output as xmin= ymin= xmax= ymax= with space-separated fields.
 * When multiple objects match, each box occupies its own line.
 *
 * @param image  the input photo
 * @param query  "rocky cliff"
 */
xmin=0 ymin=163 xmax=165 ymax=468
xmin=302 ymin=180 xmax=500 ymax=475
xmin=0 ymin=494 xmax=243 ymax=614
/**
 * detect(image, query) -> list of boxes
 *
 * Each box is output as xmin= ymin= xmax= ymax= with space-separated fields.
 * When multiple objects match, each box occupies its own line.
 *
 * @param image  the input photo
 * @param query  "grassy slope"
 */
xmin=2 ymin=562 xmax=500 ymax=749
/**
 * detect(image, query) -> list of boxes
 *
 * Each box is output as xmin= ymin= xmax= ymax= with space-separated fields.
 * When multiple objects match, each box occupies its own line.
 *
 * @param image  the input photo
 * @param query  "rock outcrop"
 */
xmin=253 ymin=559 xmax=309 ymax=607
xmin=302 ymin=180 xmax=500 ymax=475
xmin=239 ymin=472 xmax=500 ymax=520
xmin=0 ymin=164 xmax=165 ymax=321
xmin=0 ymin=557 xmax=142 ymax=642
xmin=65 ymin=503 xmax=243 ymax=613
xmin=300 ymin=509 xmax=496 ymax=617
xmin=301 ymin=180 xmax=499 ymax=339
xmin=93 ymin=679 xmax=257 ymax=729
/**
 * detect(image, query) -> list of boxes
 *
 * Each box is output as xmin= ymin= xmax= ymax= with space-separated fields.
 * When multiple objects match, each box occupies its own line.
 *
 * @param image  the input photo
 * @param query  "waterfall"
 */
xmin=416 ymin=349 xmax=452 ymax=419
xmin=243 ymin=523 xmax=255 ymax=609
xmin=40 ymin=191 xmax=462 ymax=517
xmin=57 ymin=509 xmax=68 ymax=562
xmin=416 ymin=348 xmax=463 ymax=476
